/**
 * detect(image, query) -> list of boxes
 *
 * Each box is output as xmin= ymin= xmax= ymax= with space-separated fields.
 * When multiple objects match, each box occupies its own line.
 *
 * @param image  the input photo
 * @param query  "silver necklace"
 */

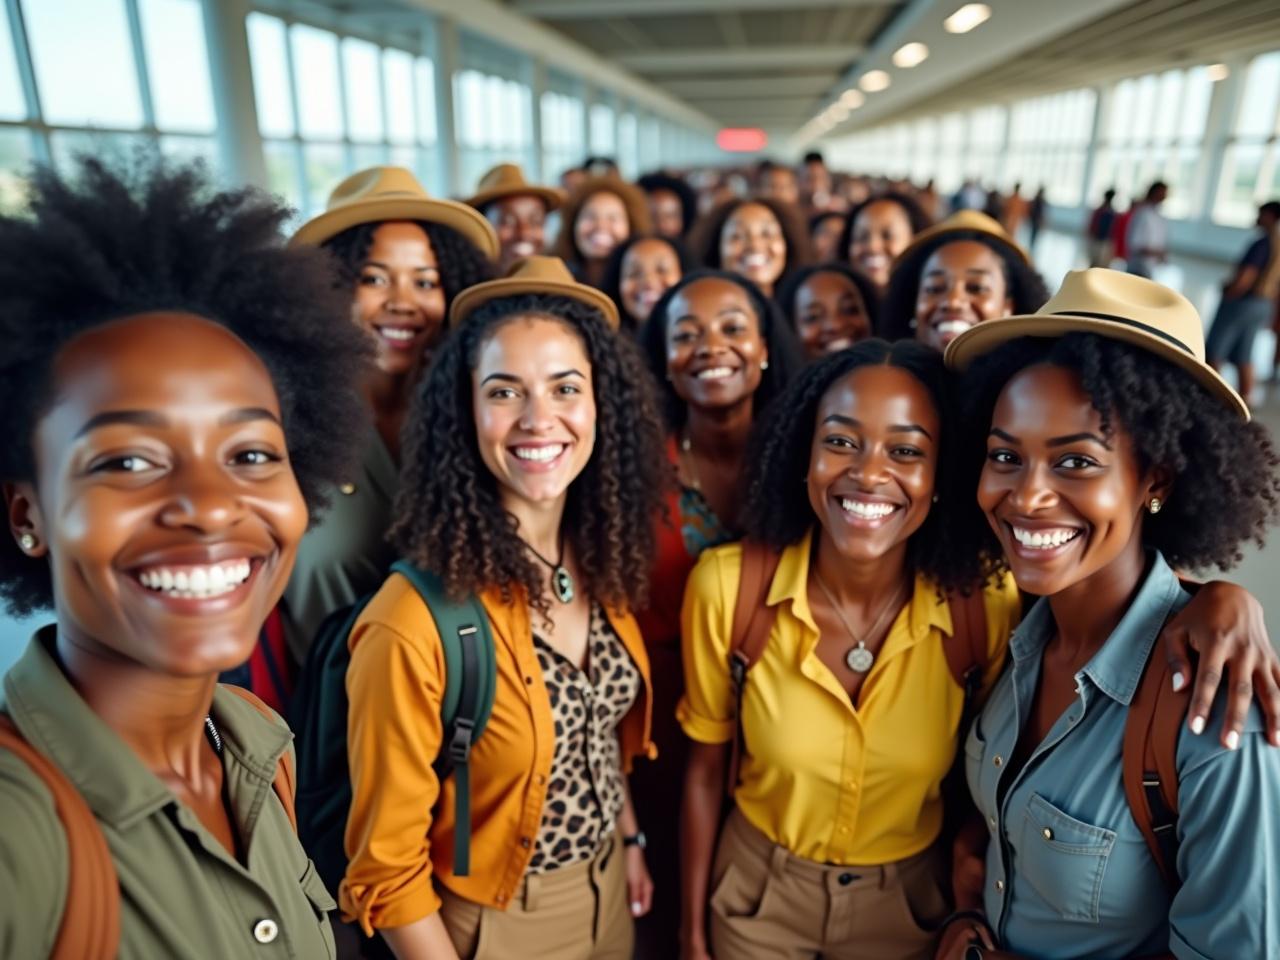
xmin=813 ymin=570 xmax=910 ymax=674
xmin=527 ymin=536 xmax=575 ymax=604
xmin=679 ymin=430 xmax=701 ymax=491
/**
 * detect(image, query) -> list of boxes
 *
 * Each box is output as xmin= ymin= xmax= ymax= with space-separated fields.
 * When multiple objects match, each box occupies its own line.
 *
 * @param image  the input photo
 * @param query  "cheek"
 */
xmin=351 ymin=287 xmax=381 ymax=327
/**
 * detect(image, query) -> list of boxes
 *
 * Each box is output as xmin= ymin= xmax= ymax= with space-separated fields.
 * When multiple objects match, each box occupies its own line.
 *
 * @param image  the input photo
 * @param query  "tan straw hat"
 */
xmin=448 ymin=255 xmax=620 ymax=330
xmin=944 ymin=268 xmax=1249 ymax=421
xmin=895 ymin=208 xmax=1030 ymax=267
xmin=290 ymin=166 xmax=499 ymax=259
xmin=465 ymin=163 xmax=566 ymax=212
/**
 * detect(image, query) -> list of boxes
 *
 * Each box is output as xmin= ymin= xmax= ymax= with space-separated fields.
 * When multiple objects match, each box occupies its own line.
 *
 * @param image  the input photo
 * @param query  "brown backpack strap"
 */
xmin=222 ymin=685 xmax=298 ymax=833
xmin=1122 ymin=640 xmax=1186 ymax=893
xmin=725 ymin=541 xmax=783 ymax=801
xmin=943 ymin=587 xmax=989 ymax=710
xmin=0 ymin=714 xmax=119 ymax=960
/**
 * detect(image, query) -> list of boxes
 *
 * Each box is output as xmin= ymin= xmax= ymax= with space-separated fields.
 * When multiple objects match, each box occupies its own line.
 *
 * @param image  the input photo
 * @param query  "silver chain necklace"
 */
xmin=812 ymin=570 xmax=911 ymax=674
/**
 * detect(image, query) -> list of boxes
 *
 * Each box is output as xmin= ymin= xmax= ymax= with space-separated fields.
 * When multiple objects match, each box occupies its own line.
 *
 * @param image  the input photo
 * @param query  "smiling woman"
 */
xmin=0 ymin=154 xmax=369 ymax=957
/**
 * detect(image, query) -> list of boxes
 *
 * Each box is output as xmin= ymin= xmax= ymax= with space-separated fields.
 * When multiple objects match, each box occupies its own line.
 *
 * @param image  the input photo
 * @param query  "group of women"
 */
xmin=2 ymin=150 xmax=1279 ymax=960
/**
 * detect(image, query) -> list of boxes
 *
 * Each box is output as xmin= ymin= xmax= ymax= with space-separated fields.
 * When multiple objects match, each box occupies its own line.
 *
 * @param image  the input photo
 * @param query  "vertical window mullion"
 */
xmin=281 ymin=20 xmax=308 ymax=214
xmin=7 ymin=0 xmax=49 ymax=163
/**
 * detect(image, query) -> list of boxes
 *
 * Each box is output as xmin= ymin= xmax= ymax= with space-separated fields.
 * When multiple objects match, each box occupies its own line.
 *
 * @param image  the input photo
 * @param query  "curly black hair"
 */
xmin=742 ymin=339 xmax=993 ymax=593
xmin=599 ymin=233 xmax=691 ymax=332
xmin=960 ymin=334 xmax=1280 ymax=572
xmin=686 ymin=197 xmax=811 ymax=286
xmin=636 ymin=171 xmax=699 ymax=239
xmin=638 ymin=269 xmax=805 ymax=431
xmin=774 ymin=263 xmax=883 ymax=341
xmin=389 ymin=293 xmax=670 ymax=620
xmin=322 ymin=219 xmax=495 ymax=321
xmin=880 ymin=231 xmax=1051 ymax=342
xmin=836 ymin=191 xmax=933 ymax=268
xmin=0 ymin=154 xmax=371 ymax=615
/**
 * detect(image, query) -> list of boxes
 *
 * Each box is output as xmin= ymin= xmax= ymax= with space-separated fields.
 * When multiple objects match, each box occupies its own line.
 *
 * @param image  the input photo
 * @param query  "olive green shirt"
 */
xmin=0 ymin=631 xmax=337 ymax=959
xmin=281 ymin=427 xmax=397 ymax=665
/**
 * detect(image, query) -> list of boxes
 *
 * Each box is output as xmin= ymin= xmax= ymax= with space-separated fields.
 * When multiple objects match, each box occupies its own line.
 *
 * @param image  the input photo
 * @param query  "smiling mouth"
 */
xmin=374 ymin=324 xmax=423 ymax=348
xmin=1008 ymin=523 xmax=1083 ymax=552
xmin=694 ymin=366 xmax=737 ymax=381
xmin=933 ymin=319 xmax=974 ymax=339
xmin=821 ymin=336 xmax=854 ymax=353
xmin=738 ymin=254 xmax=773 ymax=271
xmin=838 ymin=497 xmax=900 ymax=522
xmin=133 ymin=559 xmax=255 ymax=600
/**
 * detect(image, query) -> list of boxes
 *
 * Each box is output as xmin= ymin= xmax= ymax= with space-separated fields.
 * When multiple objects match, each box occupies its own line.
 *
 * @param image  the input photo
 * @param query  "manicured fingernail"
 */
xmin=1227 ymin=731 xmax=1240 ymax=750
xmin=631 ymin=902 xmax=643 ymax=915
xmin=1171 ymin=672 xmax=1186 ymax=692
xmin=1191 ymin=715 xmax=1205 ymax=735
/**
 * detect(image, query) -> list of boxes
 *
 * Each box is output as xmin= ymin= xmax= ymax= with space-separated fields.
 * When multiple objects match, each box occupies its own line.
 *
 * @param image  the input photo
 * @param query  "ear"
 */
xmin=1143 ymin=465 xmax=1174 ymax=513
xmin=4 ymin=481 xmax=48 ymax=557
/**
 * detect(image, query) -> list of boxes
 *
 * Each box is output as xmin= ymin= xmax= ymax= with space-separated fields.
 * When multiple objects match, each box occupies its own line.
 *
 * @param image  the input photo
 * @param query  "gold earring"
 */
xmin=18 ymin=533 xmax=36 ymax=551
xmin=1148 ymin=498 xmax=1163 ymax=514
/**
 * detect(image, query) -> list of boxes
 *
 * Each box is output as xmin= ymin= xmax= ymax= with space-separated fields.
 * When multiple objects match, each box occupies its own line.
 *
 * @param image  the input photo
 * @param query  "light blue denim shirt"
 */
xmin=966 ymin=552 xmax=1280 ymax=960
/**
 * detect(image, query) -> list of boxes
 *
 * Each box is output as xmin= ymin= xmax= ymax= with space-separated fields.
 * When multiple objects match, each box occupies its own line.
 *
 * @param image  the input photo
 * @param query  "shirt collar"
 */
xmin=2 ymin=627 xmax=291 ymax=829
xmin=1008 ymin=551 xmax=1187 ymax=706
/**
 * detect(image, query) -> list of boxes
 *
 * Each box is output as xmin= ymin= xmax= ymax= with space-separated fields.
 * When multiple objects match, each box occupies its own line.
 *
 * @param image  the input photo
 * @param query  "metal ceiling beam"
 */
xmin=513 ymin=0 xmax=878 ymax=18
xmin=661 ymin=74 xmax=836 ymax=98
xmin=618 ymin=44 xmax=864 ymax=73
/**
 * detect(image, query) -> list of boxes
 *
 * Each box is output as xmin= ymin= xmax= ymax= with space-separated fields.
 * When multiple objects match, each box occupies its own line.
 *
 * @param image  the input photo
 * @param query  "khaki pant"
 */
xmin=709 ymin=808 xmax=950 ymax=960
xmin=438 ymin=834 xmax=633 ymax=960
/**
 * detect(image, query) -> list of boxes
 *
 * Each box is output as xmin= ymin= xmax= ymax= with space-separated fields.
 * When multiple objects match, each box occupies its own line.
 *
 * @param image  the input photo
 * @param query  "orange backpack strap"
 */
xmin=725 ymin=541 xmax=783 ymax=800
xmin=222 ymin=685 xmax=298 ymax=833
xmin=943 ymin=587 xmax=989 ymax=710
xmin=1122 ymin=641 xmax=1186 ymax=893
xmin=0 ymin=714 xmax=120 ymax=960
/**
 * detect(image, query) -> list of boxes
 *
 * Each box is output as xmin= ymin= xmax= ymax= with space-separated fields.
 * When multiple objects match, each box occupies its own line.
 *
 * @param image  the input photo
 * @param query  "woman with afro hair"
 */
xmin=687 ymin=197 xmax=810 ymax=301
xmin=281 ymin=167 xmax=497 ymax=667
xmin=0 ymin=154 xmax=370 ymax=956
xmin=339 ymin=257 xmax=668 ymax=960
xmin=880 ymin=210 xmax=1050 ymax=352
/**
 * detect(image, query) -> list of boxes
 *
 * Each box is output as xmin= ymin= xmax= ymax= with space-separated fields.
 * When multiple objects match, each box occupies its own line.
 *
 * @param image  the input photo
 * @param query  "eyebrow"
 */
xmin=822 ymin=413 xmax=933 ymax=440
xmin=364 ymin=260 xmax=439 ymax=273
xmin=989 ymin=427 xmax=1111 ymax=449
xmin=480 ymin=369 xmax=586 ymax=386
xmin=75 ymin=407 xmax=280 ymax=438
xmin=924 ymin=267 xmax=996 ymax=275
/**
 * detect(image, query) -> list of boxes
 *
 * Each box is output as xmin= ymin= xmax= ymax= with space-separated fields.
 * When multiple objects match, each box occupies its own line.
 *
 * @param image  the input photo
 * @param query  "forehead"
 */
xmin=670 ymin=277 xmax=754 ymax=320
xmin=725 ymin=203 xmax=779 ymax=231
xmin=624 ymin=238 xmax=677 ymax=266
xmin=581 ymin=191 xmax=626 ymax=216
xmin=856 ymin=200 xmax=910 ymax=229
xmin=817 ymin=364 xmax=940 ymax=431
xmin=991 ymin=364 xmax=1104 ymax=436
xmin=924 ymin=239 xmax=1003 ymax=274
xmin=475 ymin=315 xmax=591 ymax=374
xmin=800 ymin=270 xmax=859 ymax=300
xmin=490 ymin=194 xmax=547 ymax=219
xmin=367 ymin=221 xmax=437 ymax=262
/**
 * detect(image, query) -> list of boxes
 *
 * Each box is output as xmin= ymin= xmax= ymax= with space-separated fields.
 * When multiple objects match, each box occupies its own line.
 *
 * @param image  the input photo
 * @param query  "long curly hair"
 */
xmin=774 ymin=263 xmax=883 ymax=341
xmin=551 ymin=176 xmax=652 ymax=268
xmin=743 ymin=339 xmax=994 ymax=593
xmin=881 ymin=231 xmax=1050 ymax=342
xmin=638 ymin=269 xmax=805 ymax=431
xmin=599 ymin=233 xmax=691 ymax=332
xmin=836 ymin=191 xmax=933 ymax=266
xmin=686 ymin=196 xmax=811 ymax=285
xmin=0 ymin=154 xmax=371 ymax=616
xmin=960 ymin=334 xmax=1280 ymax=572
xmin=389 ymin=293 xmax=670 ymax=619
xmin=637 ymin=171 xmax=699 ymax=239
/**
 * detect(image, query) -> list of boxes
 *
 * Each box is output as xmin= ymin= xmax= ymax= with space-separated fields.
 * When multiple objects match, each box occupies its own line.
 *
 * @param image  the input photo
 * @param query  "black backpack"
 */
xmin=290 ymin=560 xmax=497 ymax=894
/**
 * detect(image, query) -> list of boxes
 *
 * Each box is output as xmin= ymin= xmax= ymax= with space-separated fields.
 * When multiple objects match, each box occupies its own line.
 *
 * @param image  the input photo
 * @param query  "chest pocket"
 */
xmin=1016 ymin=793 xmax=1115 ymax=923
xmin=299 ymin=860 xmax=338 ymax=959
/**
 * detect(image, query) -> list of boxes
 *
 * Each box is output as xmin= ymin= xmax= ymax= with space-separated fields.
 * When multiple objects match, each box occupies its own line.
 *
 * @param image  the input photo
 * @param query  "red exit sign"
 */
xmin=717 ymin=128 xmax=768 ymax=152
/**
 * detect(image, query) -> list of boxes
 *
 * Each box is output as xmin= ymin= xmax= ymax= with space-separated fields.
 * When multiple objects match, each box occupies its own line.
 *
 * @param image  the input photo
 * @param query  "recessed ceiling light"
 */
xmin=831 ymin=105 xmax=850 ymax=121
xmin=859 ymin=70 xmax=891 ymax=92
xmin=892 ymin=42 xmax=929 ymax=68
xmin=944 ymin=4 xmax=991 ymax=34
xmin=840 ymin=89 xmax=866 ymax=109
xmin=1206 ymin=63 xmax=1229 ymax=81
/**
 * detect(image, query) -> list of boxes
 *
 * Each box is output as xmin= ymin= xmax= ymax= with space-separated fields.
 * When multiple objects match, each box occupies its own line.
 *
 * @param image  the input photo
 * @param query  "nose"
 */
xmin=158 ymin=470 xmax=245 ymax=535
xmin=944 ymin=278 xmax=968 ymax=311
xmin=518 ymin=391 xmax=556 ymax=433
xmin=1008 ymin=460 xmax=1059 ymax=514
xmin=848 ymin=444 xmax=891 ymax=488
xmin=387 ymin=274 xmax=416 ymax=312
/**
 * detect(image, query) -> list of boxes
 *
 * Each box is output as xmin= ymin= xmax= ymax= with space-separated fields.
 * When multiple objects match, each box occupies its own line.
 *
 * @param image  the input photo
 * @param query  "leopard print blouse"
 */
xmin=526 ymin=604 xmax=641 ymax=874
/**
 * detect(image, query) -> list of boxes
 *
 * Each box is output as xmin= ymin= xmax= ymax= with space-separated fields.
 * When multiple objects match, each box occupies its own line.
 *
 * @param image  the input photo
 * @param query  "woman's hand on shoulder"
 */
xmin=1162 ymin=580 xmax=1280 ymax=749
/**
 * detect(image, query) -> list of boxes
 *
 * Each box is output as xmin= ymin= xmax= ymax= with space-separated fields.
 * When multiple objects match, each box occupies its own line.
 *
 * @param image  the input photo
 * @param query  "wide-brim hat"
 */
xmin=290 ymin=166 xmax=499 ymax=259
xmin=894 ymin=208 xmax=1029 ymax=268
xmin=465 ymin=163 xmax=565 ymax=212
xmin=448 ymin=255 xmax=620 ymax=329
xmin=944 ymin=268 xmax=1249 ymax=421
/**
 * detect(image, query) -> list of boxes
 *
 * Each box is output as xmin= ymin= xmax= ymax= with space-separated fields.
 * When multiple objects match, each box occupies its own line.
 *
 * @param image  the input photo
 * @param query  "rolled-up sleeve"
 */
xmin=676 ymin=548 xmax=738 ymax=745
xmin=1168 ymin=721 xmax=1280 ymax=959
xmin=340 ymin=615 xmax=445 ymax=934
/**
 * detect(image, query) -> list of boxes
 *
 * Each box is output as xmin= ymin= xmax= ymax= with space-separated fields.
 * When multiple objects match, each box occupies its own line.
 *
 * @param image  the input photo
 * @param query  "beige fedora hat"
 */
xmin=290 ymin=166 xmax=499 ymax=259
xmin=944 ymin=268 xmax=1249 ymax=421
xmin=448 ymin=255 xmax=620 ymax=330
xmin=465 ymin=163 xmax=566 ymax=212
xmin=894 ymin=208 xmax=1030 ymax=267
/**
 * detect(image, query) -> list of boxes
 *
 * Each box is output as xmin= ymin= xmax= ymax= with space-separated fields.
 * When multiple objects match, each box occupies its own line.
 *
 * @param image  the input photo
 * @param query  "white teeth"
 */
xmin=741 ymin=254 xmax=770 ymax=268
xmin=840 ymin=498 xmax=897 ymax=519
xmin=696 ymin=366 xmax=734 ymax=380
xmin=513 ymin=444 xmax=565 ymax=462
xmin=935 ymin=320 xmax=972 ymax=337
xmin=861 ymin=254 xmax=888 ymax=270
xmin=511 ymin=242 xmax=536 ymax=256
xmin=1012 ymin=526 xmax=1081 ymax=550
xmin=378 ymin=327 xmax=415 ymax=342
xmin=824 ymin=338 xmax=854 ymax=352
xmin=137 ymin=560 xmax=253 ymax=599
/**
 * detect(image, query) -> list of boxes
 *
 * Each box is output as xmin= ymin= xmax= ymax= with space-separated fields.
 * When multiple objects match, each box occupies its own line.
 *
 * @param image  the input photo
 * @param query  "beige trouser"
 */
xmin=438 ymin=833 xmax=634 ymax=960
xmin=709 ymin=808 xmax=950 ymax=960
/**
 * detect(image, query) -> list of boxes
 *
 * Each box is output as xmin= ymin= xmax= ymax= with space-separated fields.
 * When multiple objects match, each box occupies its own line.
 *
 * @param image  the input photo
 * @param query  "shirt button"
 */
xmin=1042 ymin=827 xmax=1053 ymax=840
xmin=993 ymin=755 xmax=1004 ymax=767
xmin=838 ymin=825 xmax=849 ymax=834
xmin=988 ymin=815 xmax=997 ymax=829
xmin=995 ymin=879 xmax=1005 ymax=892
xmin=521 ymin=836 xmax=531 ymax=848
xmin=253 ymin=919 xmax=279 ymax=944
xmin=837 ymin=872 xmax=856 ymax=885
xmin=535 ymin=774 xmax=546 ymax=786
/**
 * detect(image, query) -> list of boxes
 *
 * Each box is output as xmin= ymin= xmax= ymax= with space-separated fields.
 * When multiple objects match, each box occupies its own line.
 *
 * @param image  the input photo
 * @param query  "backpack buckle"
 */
xmin=729 ymin=652 xmax=748 ymax=690
xmin=448 ymin=716 xmax=476 ymax=765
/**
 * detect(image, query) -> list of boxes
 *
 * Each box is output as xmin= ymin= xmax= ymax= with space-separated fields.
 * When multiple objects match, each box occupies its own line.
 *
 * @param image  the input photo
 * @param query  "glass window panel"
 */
xmin=0 ymin=127 xmax=34 ymax=213
xmin=383 ymin=50 xmax=415 ymax=144
xmin=342 ymin=38 xmax=383 ymax=142
xmin=158 ymin=133 xmax=217 ymax=170
xmin=1109 ymin=80 xmax=1135 ymax=142
xmin=1152 ymin=70 xmax=1182 ymax=142
xmin=0 ymin=3 xmax=27 ymax=120
xmin=49 ymin=130 xmax=151 ymax=172
xmin=247 ymin=13 xmax=294 ymax=138
xmin=1179 ymin=68 xmax=1212 ymax=142
xmin=302 ymin=143 xmax=346 ymax=218
xmin=263 ymin=139 xmax=303 ymax=215
xmin=1130 ymin=74 xmax=1157 ymax=142
xmin=415 ymin=58 xmax=437 ymax=143
xmin=590 ymin=103 xmax=615 ymax=154
xmin=1214 ymin=143 xmax=1265 ymax=225
xmin=291 ymin=25 xmax=343 ymax=140
xmin=1237 ymin=52 xmax=1280 ymax=138
xmin=139 ymin=0 xmax=214 ymax=132
xmin=352 ymin=142 xmax=388 ymax=170
xmin=23 ymin=0 xmax=143 ymax=127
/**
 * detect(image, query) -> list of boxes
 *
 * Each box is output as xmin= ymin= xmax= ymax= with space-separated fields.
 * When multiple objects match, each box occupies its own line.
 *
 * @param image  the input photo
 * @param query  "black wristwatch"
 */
xmin=622 ymin=831 xmax=647 ymax=850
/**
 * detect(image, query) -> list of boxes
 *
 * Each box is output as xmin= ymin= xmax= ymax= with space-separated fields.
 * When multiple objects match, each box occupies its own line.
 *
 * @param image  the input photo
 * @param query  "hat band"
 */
xmin=1050 ymin=311 xmax=1194 ymax=357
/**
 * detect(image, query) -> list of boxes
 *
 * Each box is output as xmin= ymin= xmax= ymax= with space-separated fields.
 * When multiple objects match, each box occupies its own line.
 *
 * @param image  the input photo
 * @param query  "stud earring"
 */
xmin=932 ymin=494 xmax=939 ymax=504
xmin=18 ymin=533 xmax=36 ymax=551
xmin=760 ymin=359 xmax=769 ymax=370
xmin=1148 ymin=498 xmax=1163 ymax=514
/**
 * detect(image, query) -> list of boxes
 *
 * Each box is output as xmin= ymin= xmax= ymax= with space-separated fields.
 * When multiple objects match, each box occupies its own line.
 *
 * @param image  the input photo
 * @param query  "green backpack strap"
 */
xmin=390 ymin=561 xmax=497 ymax=878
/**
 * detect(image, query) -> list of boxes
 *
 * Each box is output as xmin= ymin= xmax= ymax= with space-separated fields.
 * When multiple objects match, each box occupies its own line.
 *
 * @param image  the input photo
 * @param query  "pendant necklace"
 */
xmin=527 ymin=536 xmax=576 ymax=604
xmin=679 ymin=430 xmax=701 ymax=491
xmin=813 ymin=570 xmax=910 ymax=674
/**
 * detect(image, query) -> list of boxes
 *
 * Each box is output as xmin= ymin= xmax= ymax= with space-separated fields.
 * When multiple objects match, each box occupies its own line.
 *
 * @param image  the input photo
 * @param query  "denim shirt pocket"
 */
xmin=963 ymin=717 xmax=991 ymax=820
xmin=1018 ymin=793 xmax=1116 ymax=923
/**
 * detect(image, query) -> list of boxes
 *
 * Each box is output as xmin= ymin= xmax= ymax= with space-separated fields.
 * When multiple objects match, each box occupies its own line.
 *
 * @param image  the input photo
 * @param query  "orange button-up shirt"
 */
xmin=340 ymin=572 xmax=656 ymax=934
